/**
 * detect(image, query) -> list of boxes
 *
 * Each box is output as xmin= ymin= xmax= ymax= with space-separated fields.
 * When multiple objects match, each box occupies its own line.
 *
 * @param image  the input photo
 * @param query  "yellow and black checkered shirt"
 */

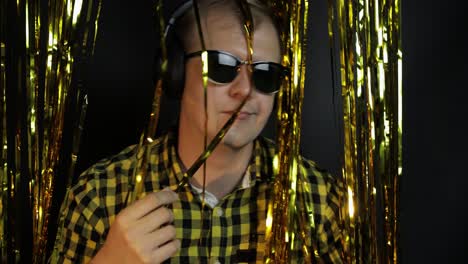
xmin=52 ymin=129 xmax=344 ymax=263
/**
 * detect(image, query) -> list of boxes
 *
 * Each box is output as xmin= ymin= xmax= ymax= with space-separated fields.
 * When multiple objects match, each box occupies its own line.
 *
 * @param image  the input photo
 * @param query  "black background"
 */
xmin=49 ymin=0 xmax=468 ymax=262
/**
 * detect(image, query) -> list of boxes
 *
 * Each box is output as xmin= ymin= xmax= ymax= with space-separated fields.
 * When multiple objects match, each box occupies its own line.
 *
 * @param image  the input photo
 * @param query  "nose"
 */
xmin=228 ymin=64 xmax=253 ymax=99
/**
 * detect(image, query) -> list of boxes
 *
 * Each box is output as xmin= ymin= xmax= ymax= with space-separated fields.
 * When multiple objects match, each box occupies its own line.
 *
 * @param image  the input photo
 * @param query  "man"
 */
xmin=52 ymin=0 xmax=344 ymax=263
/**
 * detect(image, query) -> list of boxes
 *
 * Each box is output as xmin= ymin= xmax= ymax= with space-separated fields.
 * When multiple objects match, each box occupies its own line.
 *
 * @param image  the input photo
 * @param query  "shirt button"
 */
xmin=214 ymin=260 xmax=221 ymax=264
xmin=215 ymin=207 xmax=223 ymax=217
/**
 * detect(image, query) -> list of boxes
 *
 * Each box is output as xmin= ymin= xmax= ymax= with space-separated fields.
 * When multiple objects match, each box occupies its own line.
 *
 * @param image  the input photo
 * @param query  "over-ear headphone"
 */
xmin=156 ymin=0 xmax=194 ymax=100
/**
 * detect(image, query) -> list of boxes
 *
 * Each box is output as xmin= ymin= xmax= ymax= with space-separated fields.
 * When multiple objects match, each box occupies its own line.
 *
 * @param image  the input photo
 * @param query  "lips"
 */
xmin=222 ymin=111 xmax=254 ymax=120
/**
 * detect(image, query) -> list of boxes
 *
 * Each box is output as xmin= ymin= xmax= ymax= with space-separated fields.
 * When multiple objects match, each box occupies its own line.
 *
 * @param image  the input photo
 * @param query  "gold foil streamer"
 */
xmin=128 ymin=4 xmax=253 ymax=262
xmin=173 ymin=97 xmax=250 ymax=192
xmin=126 ymin=0 xmax=167 ymax=203
xmin=176 ymin=0 xmax=254 ymax=195
xmin=127 ymin=79 xmax=163 ymax=203
xmin=140 ymin=1 xmax=312 ymax=263
xmin=126 ymin=0 xmax=218 ymax=203
xmin=261 ymin=0 xmax=313 ymax=262
xmin=1 ymin=21 xmax=7 ymax=263
xmin=129 ymin=0 xmax=253 ymax=204
xmin=1 ymin=0 xmax=102 ymax=262
xmin=192 ymin=0 xmax=209 ymax=211
xmin=328 ymin=0 xmax=402 ymax=262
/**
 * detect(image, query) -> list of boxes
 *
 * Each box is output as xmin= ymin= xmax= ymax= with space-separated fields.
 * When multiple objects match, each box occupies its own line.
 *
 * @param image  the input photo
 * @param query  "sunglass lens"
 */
xmin=208 ymin=52 xmax=238 ymax=83
xmin=253 ymin=63 xmax=283 ymax=94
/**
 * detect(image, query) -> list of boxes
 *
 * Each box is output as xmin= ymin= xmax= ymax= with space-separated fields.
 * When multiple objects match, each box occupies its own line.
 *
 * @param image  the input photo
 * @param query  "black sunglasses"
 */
xmin=185 ymin=50 xmax=288 ymax=94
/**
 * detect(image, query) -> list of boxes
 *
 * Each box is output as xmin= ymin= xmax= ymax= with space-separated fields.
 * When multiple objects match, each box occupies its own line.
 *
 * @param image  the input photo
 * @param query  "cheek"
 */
xmin=199 ymin=83 xmax=224 ymax=124
xmin=183 ymin=72 xmax=205 ymax=107
xmin=259 ymin=95 xmax=275 ymax=118
xmin=183 ymin=61 xmax=205 ymax=98
xmin=207 ymin=84 xmax=227 ymax=111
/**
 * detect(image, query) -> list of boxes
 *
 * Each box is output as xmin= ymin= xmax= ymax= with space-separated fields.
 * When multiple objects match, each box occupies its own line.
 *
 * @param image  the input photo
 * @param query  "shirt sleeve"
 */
xmin=50 ymin=175 xmax=107 ymax=264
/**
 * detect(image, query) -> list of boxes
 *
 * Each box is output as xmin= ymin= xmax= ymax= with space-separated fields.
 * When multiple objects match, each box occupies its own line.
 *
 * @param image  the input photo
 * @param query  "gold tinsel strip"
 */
xmin=135 ymin=1 xmax=312 ymax=263
xmin=192 ymin=0 xmax=209 ymax=213
xmin=328 ymin=0 xmax=402 ymax=262
xmin=263 ymin=0 xmax=311 ymax=262
xmin=130 ymin=0 xmax=252 ymax=203
xmin=127 ymin=0 xmax=166 ymax=203
xmin=1 ymin=0 xmax=102 ymax=262
xmin=1 ymin=3 xmax=7 ymax=260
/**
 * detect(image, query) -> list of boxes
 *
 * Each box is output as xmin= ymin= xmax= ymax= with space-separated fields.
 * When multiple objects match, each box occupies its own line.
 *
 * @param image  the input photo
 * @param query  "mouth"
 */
xmin=222 ymin=111 xmax=254 ymax=120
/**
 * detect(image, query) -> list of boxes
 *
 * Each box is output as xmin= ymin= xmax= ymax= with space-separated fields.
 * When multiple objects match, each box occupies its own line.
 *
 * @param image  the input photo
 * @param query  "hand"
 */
xmin=91 ymin=190 xmax=180 ymax=264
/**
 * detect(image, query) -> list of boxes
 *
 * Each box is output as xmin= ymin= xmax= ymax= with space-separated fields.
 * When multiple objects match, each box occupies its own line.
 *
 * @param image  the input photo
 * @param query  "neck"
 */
xmin=177 ymin=124 xmax=253 ymax=200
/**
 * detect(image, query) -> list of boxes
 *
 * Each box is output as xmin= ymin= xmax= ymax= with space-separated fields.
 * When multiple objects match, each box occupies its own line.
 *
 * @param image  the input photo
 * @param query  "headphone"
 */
xmin=156 ymin=0 xmax=194 ymax=100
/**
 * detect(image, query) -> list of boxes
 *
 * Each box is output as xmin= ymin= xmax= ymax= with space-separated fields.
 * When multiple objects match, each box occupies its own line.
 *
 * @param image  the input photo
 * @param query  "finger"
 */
xmin=149 ymin=224 xmax=177 ymax=250
xmin=121 ymin=190 xmax=178 ymax=220
xmin=152 ymin=239 xmax=181 ymax=264
xmin=136 ymin=206 xmax=174 ymax=234
xmin=129 ymin=225 xmax=177 ymax=262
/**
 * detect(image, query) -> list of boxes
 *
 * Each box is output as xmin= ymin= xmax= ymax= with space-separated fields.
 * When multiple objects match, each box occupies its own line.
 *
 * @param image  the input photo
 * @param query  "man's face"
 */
xmin=180 ymin=10 xmax=281 ymax=149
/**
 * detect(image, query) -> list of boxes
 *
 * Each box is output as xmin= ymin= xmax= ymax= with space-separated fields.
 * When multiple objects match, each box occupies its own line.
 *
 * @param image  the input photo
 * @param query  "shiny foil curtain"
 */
xmin=261 ymin=0 xmax=313 ymax=262
xmin=0 ymin=0 xmax=101 ymax=262
xmin=327 ymin=0 xmax=402 ymax=263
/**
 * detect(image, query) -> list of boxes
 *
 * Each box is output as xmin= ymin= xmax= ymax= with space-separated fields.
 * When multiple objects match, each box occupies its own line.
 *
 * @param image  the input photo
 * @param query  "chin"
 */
xmin=220 ymin=128 xmax=258 ymax=150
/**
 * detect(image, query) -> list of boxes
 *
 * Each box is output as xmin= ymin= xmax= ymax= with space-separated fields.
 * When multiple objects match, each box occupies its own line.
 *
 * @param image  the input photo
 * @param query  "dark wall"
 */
xmin=51 ymin=0 xmax=468 ymax=262
xmin=400 ymin=1 xmax=468 ymax=263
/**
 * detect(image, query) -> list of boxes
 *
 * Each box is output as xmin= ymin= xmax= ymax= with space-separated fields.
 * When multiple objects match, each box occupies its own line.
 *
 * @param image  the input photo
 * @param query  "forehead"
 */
xmin=202 ymin=10 xmax=281 ymax=62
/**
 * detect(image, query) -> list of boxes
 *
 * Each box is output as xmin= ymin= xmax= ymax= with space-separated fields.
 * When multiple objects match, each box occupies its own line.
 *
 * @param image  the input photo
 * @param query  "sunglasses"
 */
xmin=185 ymin=50 xmax=288 ymax=94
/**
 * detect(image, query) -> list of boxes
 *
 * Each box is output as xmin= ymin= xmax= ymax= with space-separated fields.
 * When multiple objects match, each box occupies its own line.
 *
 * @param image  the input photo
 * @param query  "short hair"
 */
xmin=174 ymin=0 xmax=281 ymax=53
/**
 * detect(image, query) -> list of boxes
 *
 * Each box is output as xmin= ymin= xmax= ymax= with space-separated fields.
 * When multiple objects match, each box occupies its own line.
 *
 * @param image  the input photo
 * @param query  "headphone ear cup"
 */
xmin=162 ymin=31 xmax=185 ymax=100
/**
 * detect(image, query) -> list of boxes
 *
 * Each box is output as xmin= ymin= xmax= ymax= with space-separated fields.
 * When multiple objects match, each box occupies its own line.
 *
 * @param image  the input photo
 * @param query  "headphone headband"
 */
xmin=164 ymin=1 xmax=193 ymax=38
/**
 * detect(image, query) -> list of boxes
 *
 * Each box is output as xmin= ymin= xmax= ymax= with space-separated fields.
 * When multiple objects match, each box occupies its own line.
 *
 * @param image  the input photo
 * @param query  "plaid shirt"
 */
xmin=52 ymin=129 xmax=344 ymax=263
